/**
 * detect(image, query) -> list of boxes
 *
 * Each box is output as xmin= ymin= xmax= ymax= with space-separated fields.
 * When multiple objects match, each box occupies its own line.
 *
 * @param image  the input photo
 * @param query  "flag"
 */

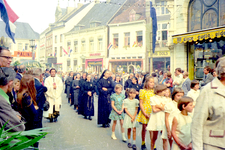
xmin=132 ymin=41 xmax=137 ymax=47
xmin=35 ymin=40 xmax=37 ymax=49
xmin=0 ymin=0 xmax=19 ymax=43
xmin=150 ymin=1 xmax=157 ymax=53
xmin=63 ymin=47 xmax=68 ymax=55
xmin=69 ymin=47 xmax=72 ymax=57
xmin=107 ymin=43 xmax=112 ymax=50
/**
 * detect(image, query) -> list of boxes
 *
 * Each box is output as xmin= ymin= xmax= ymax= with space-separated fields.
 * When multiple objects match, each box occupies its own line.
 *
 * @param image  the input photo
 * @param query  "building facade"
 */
xmin=169 ymin=0 xmax=225 ymax=80
xmin=0 ymin=21 xmax=39 ymax=64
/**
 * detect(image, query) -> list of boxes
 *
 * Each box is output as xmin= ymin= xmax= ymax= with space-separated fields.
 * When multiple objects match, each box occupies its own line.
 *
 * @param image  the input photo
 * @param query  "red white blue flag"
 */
xmin=107 ymin=43 xmax=112 ymax=50
xmin=0 ymin=0 xmax=19 ymax=43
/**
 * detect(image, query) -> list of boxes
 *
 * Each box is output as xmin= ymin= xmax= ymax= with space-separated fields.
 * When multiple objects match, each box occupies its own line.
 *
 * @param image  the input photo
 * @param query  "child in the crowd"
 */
xmin=11 ymin=78 xmax=20 ymax=111
xmin=136 ymin=76 xmax=155 ymax=150
xmin=171 ymin=96 xmax=194 ymax=150
xmin=128 ymin=77 xmax=141 ymax=100
xmin=187 ymin=80 xmax=200 ymax=105
xmin=162 ymin=88 xmax=184 ymax=150
xmin=109 ymin=84 xmax=126 ymax=142
xmin=123 ymin=88 xmax=139 ymax=150
xmin=187 ymin=80 xmax=200 ymax=117
xmin=147 ymin=84 xmax=168 ymax=150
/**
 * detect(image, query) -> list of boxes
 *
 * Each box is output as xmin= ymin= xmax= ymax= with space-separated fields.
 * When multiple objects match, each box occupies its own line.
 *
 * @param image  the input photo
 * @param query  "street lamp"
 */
xmin=29 ymin=39 xmax=35 ymax=60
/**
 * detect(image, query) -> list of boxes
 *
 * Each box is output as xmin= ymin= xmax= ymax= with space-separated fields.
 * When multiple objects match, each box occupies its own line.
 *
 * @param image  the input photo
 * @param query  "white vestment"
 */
xmin=43 ymin=76 xmax=63 ymax=118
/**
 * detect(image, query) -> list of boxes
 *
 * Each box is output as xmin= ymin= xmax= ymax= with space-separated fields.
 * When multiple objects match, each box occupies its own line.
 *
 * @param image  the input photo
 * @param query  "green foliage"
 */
xmin=0 ymin=122 xmax=48 ymax=149
xmin=13 ymin=61 xmax=20 ymax=67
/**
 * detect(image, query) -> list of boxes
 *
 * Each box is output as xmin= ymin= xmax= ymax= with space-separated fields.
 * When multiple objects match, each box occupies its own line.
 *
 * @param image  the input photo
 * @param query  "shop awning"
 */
xmin=173 ymin=26 xmax=225 ymax=44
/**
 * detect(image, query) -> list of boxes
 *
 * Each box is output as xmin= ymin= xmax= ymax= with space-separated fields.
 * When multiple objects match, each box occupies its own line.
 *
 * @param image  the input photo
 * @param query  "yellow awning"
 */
xmin=173 ymin=27 xmax=225 ymax=44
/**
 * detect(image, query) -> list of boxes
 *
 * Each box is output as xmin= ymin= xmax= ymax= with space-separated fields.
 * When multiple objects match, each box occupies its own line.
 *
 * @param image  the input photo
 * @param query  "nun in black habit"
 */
xmin=70 ymin=73 xmax=77 ymax=107
xmin=78 ymin=72 xmax=87 ymax=115
xmin=83 ymin=74 xmax=95 ymax=120
xmin=65 ymin=72 xmax=73 ymax=103
xmin=97 ymin=70 xmax=113 ymax=127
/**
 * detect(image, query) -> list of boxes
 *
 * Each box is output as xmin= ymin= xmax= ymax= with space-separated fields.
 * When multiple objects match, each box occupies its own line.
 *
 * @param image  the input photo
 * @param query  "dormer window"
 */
xmin=90 ymin=21 xmax=101 ymax=28
xmin=129 ymin=9 xmax=136 ymax=22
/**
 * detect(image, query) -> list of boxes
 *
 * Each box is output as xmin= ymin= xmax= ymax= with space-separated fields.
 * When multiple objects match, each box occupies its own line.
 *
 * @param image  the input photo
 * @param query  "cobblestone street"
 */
xmin=39 ymin=93 xmax=163 ymax=150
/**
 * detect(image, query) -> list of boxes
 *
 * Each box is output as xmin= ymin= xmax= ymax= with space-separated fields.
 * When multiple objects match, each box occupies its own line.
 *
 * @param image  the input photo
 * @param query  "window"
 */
xmin=74 ymin=60 xmax=77 ymax=66
xmin=188 ymin=0 xmax=224 ymax=31
xmin=60 ymin=46 xmax=62 ymax=57
xmin=113 ymin=34 xmax=118 ymax=48
xmin=67 ymin=41 xmax=71 ymax=53
xmin=129 ymin=9 xmax=136 ymax=21
xmin=60 ymin=34 xmax=63 ymax=42
xmin=111 ymin=57 xmax=115 ymax=59
xmin=18 ymin=43 xmax=22 ymax=51
xmin=54 ymin=47 xmax=57 ymax=57
xmin=98 ymin=38 xmax=103 ymax=51
xmin=124 ymin=32 xmax=130 ymax=47
xmin=25 ymin=43 xmax=29 ymax=50
xmin=156 ymin=1 xmax=169 ymax=16
xmin=74 ymin=41 xmax=78 ymax=53
xmin=90 ymin=23 xmax=95 ymax=28
xmin=156 ymin=23 xmax=168 ymax=47
xmin=55 ymin=35 xmax=57 ymax=43
xmin=67 ymin=60 xmax=70 ymax=67
xmin=89 ymin=39 xmax=94 ymax=51
xmin=136 ymin=31 xmax=143 ymax=46
xmin=81 ymin=40 xmax=86 ymax=51
xmin=122 ymin=57 xmax=125 ymax=59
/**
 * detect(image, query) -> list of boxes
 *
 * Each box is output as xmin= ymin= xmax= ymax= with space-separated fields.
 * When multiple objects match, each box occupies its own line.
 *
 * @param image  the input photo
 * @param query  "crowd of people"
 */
xmin=1 ymin=46 xmax=225 ymax=150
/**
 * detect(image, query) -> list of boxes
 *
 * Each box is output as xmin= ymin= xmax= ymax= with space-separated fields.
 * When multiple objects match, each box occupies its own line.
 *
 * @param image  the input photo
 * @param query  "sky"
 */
xmin=6 ymin=0 xmax=91 ymax=34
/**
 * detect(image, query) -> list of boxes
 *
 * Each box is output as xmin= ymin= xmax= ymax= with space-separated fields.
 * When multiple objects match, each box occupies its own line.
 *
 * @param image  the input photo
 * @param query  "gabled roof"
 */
xmin=110 ymin=0 xmax=146 ymax=24
xmin=69 ymin=0 xmax=127 ymax=32
xmin=61 ymin=4 xmax=90 ymax=22
xmin=0 ymin=21 xmax=39 ymax=39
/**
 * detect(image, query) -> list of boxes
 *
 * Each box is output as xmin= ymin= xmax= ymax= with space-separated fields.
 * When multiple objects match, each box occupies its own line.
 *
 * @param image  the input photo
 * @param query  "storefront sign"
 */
xmin=13 ymin=51 xmax=35 ymax=57
xmin=89 ymin=53 xmax=101 ymax=56
xmin=173 ymin=27 xmax=225 ymax=44
xmin=151 ymin=51 xmax=170 ymax=57
xmin=88 ymin=61 xmax=102 ymax=65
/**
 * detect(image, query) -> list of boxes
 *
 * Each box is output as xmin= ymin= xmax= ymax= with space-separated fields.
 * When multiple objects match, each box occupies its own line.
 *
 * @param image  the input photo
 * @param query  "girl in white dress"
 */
xmin=187 ymin=80 xmax=200 ymax=117
xmin=147 ymin=84 xmax=168 ymax=150
xmin=171 ymin=96 xmax=194 ymax=150
xmin=162 ymin=88 xmax=184 ymax=150
xmin=123 ymin=88 xmax=139 ymax=150
xmin=186 ymin=80 xmax=200 ymax=106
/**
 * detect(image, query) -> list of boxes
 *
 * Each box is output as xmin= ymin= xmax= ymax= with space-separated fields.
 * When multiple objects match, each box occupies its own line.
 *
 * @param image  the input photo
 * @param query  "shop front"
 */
xmin=109 ymin=59 xmax=143 ymax=73
xmin=172 ymin=0 xmax=225 ymax=80
xmin=85 ymin=58 xmax=103 ymax=74
xmin=151 ymin=51 xmax=170 ymax=72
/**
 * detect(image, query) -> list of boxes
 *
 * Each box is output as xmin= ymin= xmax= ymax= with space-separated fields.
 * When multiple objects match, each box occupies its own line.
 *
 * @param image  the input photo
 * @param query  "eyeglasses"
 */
xmin=0 ymin=56 xmax=13 ymax=60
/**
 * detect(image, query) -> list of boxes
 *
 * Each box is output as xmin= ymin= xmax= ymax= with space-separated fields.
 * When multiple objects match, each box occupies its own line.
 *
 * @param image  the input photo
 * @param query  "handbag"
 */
xmin=43 ymin=100 xmax=50 ymax=111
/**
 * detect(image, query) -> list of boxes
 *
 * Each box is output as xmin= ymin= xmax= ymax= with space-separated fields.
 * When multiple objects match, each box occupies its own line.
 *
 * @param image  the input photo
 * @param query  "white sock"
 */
xmin=128 ymin=139 xmax=131 ymax=143
xmin=133 ymin=140 xmax=136 ymax=144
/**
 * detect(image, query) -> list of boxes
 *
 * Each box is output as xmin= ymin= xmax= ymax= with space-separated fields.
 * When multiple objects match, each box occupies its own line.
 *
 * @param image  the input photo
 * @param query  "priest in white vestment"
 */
xmin=43 ymin=68 xmax=63 ymax=122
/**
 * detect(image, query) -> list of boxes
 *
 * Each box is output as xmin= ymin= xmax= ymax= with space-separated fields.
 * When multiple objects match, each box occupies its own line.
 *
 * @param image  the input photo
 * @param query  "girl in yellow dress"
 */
xmin=137 ymin=76 xmax=155 ymax=150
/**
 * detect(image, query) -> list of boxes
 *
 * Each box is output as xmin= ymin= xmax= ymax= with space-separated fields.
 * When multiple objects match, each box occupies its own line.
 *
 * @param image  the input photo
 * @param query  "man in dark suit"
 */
xmin=201 ymin=66 xmax=214 ymax=87
xmin=15 ymin=65 xmax=26 ymax=80
xmin=32 ymin=68 xmax=47 ymax=129
xmin=0 ymin=67 xmax=25 ymax=132
xmin=182 ymin=71 xmax=191 ymax=95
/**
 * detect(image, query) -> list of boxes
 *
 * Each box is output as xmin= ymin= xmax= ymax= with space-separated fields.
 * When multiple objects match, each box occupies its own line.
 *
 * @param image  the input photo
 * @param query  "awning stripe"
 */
xmin=173 ymin=27 xmax=225 ymax=44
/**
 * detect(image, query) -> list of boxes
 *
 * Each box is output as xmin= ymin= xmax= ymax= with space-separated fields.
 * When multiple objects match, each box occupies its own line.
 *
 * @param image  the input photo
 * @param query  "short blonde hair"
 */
xmin=114 ymin=84 xmax=122 ymax=91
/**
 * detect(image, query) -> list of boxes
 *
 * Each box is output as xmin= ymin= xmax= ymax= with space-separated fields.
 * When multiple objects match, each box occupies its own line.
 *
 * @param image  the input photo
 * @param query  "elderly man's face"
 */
xmin=0 ymin=50 xmax=12 ymax=67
